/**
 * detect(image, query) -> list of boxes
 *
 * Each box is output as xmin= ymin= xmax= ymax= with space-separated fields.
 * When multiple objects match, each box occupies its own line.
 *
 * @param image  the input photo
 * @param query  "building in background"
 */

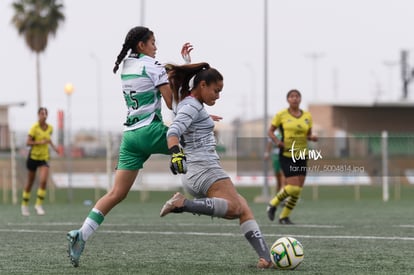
xmin=309 ymin=102 xmax=414 ymax=137
xmin=0 ymin=102 xmax=25 ymax=151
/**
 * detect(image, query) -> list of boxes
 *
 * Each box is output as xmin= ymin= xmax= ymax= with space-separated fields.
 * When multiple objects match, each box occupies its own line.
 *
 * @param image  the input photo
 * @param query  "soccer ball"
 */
xmin=270 ymin=237 xmax=304 ymax=270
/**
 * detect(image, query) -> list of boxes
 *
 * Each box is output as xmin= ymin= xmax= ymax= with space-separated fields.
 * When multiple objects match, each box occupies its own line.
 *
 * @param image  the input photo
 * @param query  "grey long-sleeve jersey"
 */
xmin=167 ymin=96 xmax=220 ymax=164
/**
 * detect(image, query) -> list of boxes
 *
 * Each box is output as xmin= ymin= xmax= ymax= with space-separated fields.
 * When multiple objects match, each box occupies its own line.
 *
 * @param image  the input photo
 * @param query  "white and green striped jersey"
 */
xmin=120 ymin=53 xmax=168 ymax=131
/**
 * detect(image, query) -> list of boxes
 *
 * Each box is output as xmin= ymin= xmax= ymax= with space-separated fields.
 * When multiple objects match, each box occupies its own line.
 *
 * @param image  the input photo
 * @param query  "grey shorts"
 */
xmin=182 ymin=161 xmax=230 ymax=198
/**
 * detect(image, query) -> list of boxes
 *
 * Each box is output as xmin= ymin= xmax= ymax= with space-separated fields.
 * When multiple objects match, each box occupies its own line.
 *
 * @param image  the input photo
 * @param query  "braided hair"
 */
xmin=113 ymin=26 xmax=153 ymax=74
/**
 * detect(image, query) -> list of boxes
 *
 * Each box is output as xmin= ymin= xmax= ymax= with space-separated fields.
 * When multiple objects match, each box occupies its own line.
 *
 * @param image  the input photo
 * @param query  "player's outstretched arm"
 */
xmin=181 ymin=42 xmax=193 ymax=64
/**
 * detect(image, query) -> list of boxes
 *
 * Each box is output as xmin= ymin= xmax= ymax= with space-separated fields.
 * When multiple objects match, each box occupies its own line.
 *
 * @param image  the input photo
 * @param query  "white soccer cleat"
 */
xmin=21 ymin=205 xmax=30 ymax=216
xmin=159 ymin=192 xmax=185 ymax=217
xmin=34 ymin=205 xmax=45 ymax=215
xmin=67 ymin=230 xmax=86 ymax=267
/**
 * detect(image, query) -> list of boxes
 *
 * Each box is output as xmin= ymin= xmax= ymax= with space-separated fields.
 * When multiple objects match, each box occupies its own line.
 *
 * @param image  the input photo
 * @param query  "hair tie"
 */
xmin=188 ymin=75 xmax=195 ymax=91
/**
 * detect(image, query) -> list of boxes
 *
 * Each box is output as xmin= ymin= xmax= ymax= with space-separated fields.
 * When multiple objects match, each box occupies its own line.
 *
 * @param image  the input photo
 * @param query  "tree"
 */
xmin=11 ymin=0 xmax=65 ymax=109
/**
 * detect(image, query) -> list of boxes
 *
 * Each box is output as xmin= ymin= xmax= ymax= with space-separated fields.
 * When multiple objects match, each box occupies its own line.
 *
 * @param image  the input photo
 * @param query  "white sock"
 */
xmin=80 ymin=208 xmax=104 ymax=241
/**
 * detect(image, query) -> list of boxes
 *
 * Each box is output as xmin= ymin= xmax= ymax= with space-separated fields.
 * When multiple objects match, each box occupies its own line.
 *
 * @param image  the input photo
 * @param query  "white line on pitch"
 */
xmin=5 ymin=222 xmax=342 ymax=229
xmin=0 ymin=228 xmax=413 ymax=241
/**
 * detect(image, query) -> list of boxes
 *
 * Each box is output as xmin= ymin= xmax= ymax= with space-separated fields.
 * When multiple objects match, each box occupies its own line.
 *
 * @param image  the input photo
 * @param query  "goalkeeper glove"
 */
xmin=169 ymin=145 xmax=187 ymax=174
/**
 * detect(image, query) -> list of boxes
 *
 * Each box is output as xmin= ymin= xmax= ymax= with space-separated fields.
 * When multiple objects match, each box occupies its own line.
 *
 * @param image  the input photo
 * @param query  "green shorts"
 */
xmin=117 ymin=121 xmax=169 ymax=170
xmin=271 ymin=154 xmax=281 ymax=173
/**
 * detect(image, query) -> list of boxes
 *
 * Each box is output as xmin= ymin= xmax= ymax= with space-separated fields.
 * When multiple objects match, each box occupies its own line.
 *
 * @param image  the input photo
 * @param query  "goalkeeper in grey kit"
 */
xmin=160 ymin=62 xmax=273 ymax=269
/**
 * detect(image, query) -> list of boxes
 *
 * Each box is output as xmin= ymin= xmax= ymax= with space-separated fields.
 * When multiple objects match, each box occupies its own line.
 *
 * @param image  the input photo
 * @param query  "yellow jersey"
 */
xmin=270 ymin=109 xmax=313 ymax=158
xmin=28 ymin=122 xmax=53 ymax=161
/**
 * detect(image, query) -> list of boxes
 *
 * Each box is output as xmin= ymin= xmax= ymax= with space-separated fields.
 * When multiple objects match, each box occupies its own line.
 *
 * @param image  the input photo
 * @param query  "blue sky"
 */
xmin=2 ymin=0 xmax=414 ymax=133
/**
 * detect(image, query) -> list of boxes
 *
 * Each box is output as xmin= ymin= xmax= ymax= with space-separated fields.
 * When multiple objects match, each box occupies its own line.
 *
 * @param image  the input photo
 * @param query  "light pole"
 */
xmin=140 ymin=0 xmax=146 ymax=25
xmin=305 ymin=52 xmax=324 ymax=100
xmin=262 ymin=0 xmax=270 ymax=201
xmin=64 ymin=83 xmax=74 ymax=203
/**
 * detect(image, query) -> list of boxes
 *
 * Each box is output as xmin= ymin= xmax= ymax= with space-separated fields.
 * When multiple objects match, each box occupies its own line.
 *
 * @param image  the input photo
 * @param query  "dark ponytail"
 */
xmin=167 ymin=62 xmax=223 ymax=103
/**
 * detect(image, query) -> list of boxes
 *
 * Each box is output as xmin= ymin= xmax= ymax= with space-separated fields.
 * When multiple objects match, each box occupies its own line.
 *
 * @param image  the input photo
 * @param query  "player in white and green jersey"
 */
xmin=66 ymin=26 xmax=193 ymax=268
xmin=121 ymin=53 xmax=166 ymax=131
xmin=264 ymin=130 xmax=285 ymax=195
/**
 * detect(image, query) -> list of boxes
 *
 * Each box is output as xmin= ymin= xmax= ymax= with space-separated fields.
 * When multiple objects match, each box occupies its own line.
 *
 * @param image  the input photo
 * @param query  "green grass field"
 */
xmin=1 ymin=186 xmax=414 ymax=274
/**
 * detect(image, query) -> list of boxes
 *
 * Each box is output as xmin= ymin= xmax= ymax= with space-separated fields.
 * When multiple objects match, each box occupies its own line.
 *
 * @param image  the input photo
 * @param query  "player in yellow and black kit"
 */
xmin=266 ymin=89 xmax=317 ymax=224
xmin=21 ymin=107 xmax=58 ymax=216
